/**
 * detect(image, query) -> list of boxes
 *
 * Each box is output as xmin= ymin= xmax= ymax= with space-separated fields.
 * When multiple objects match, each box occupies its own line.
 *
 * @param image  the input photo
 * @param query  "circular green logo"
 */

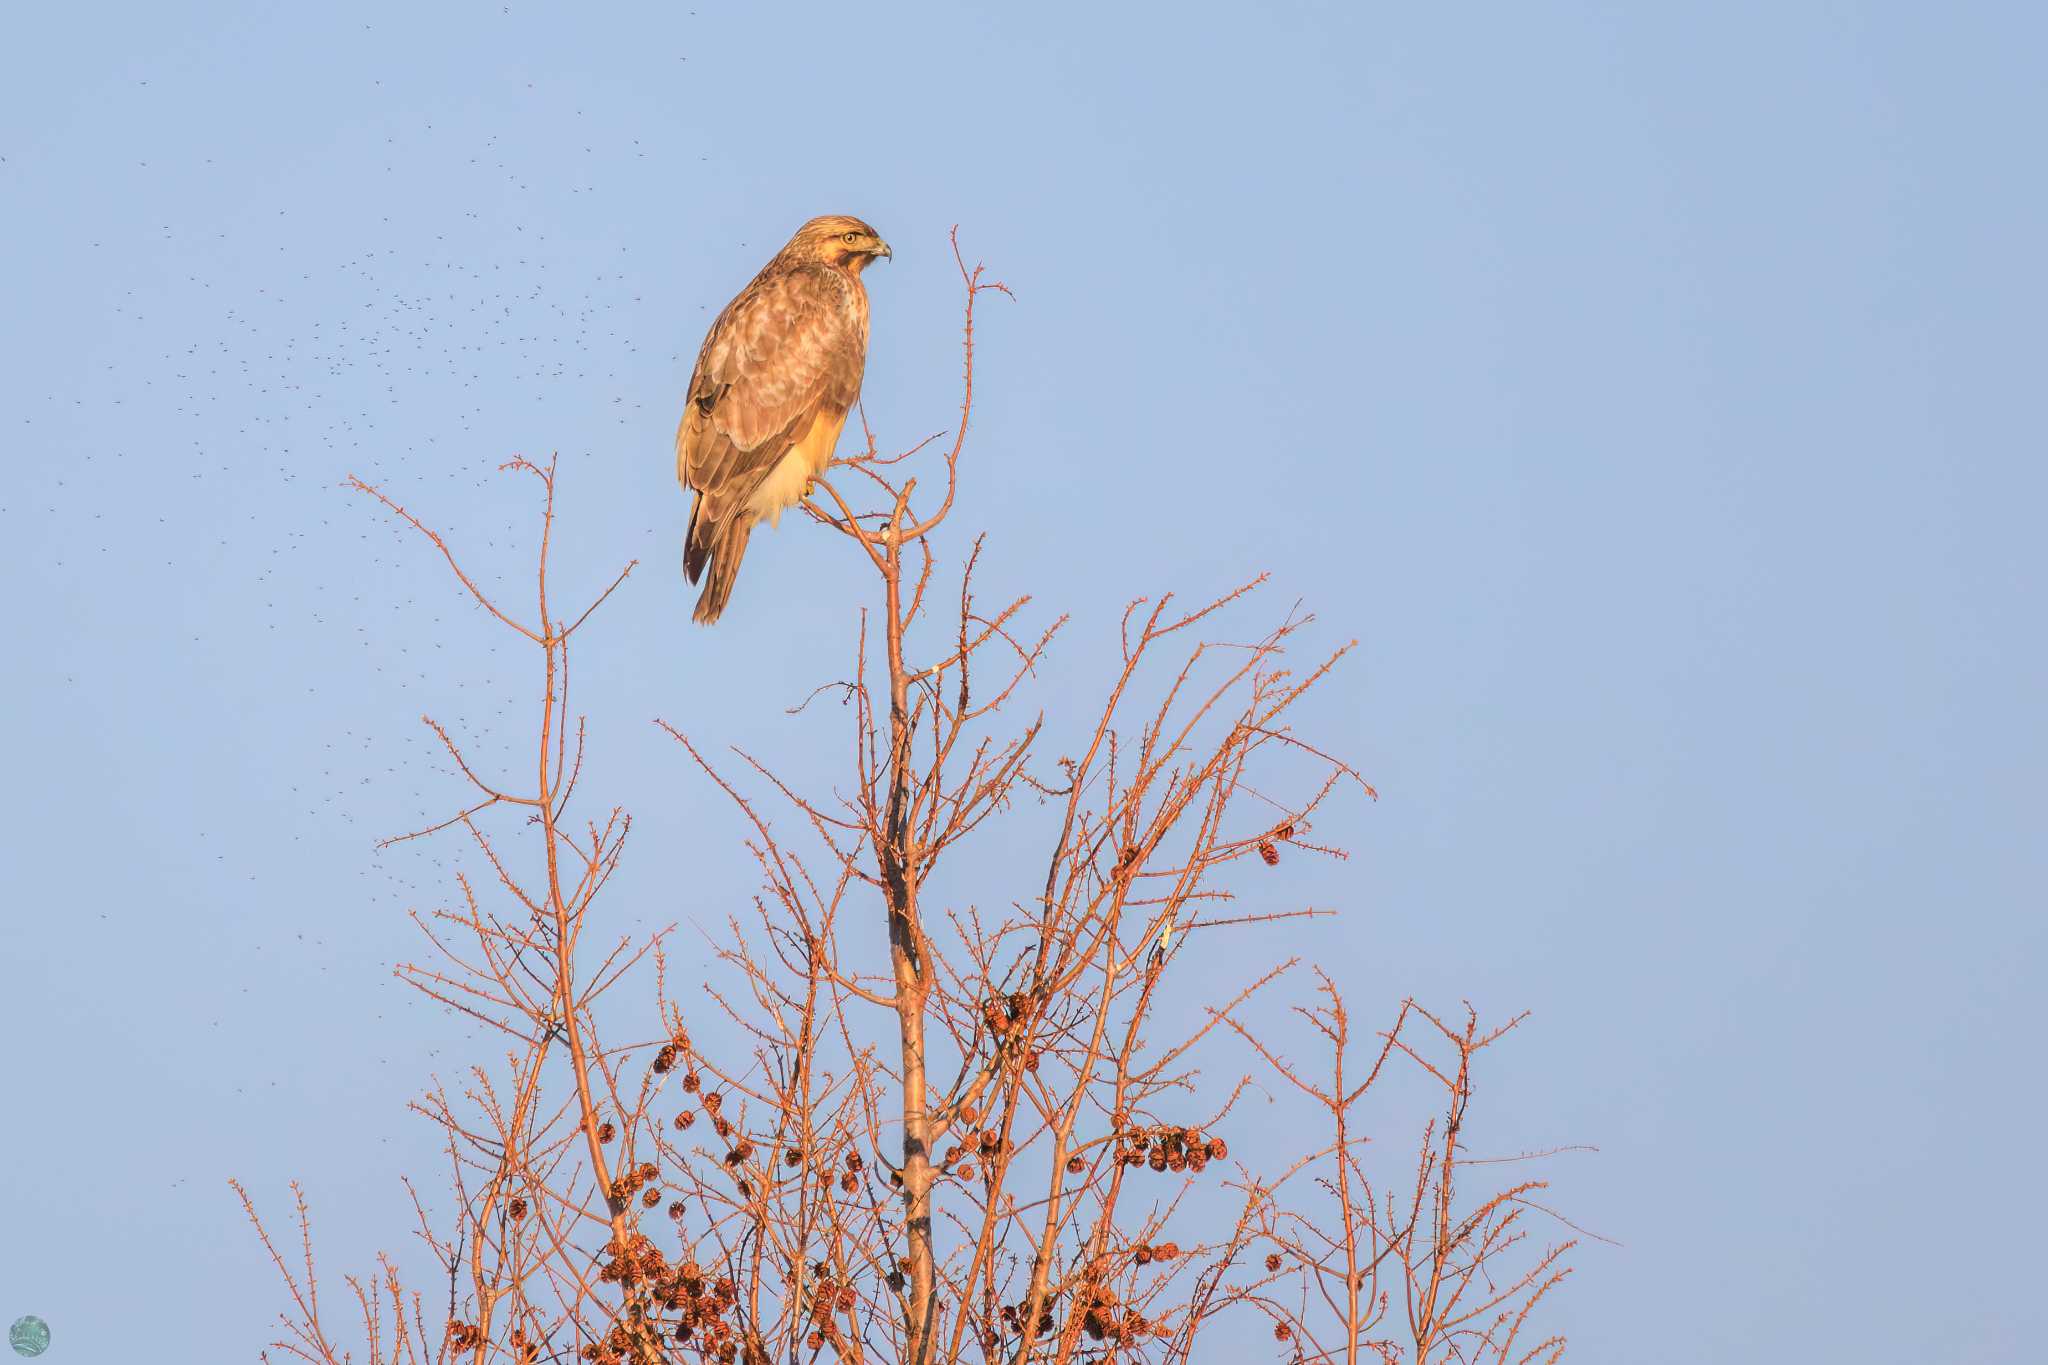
xmin=7 ymin=1317 xmax=49 ymax=1358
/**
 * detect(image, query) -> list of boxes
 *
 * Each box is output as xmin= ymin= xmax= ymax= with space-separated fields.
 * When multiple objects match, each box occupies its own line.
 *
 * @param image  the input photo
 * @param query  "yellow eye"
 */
xmin=843 ymin=231 xmax=859 ymax=243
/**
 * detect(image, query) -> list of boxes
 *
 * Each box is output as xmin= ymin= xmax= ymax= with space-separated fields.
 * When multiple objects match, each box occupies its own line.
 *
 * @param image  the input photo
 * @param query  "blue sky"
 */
xmin=2 ymin=3 xmax=2043 ymax=1360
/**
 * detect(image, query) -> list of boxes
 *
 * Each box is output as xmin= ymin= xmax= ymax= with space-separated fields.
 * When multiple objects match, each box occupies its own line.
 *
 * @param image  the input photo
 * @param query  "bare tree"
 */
xmin=239 ymin=232 xmax=1580 ymax=1365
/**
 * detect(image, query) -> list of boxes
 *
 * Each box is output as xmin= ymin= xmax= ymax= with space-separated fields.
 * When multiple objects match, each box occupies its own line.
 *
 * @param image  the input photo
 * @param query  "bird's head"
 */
xmin=785 ymin=215 xmax=893 ymax=275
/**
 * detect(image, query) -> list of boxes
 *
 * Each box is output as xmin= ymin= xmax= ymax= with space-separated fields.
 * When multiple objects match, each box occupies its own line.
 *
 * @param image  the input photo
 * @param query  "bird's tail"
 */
xmin=683 ymin=497 xmax=712 ymax=584
xmin=691 ymin=518 xmax=753 ymax=625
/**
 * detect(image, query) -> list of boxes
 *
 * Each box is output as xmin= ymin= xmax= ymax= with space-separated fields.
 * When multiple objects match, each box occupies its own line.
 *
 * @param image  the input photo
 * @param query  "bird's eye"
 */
xmin=843 ymin=231 xmax=859 ymax=243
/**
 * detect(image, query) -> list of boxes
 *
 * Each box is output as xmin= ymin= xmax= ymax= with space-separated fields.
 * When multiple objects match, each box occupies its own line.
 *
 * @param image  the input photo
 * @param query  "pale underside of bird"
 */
xmin=675 ymin=215 xmax=892 ymax=624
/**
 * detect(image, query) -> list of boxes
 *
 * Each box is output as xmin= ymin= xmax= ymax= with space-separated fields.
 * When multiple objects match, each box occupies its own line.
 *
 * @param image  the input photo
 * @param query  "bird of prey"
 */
xmin=675 ymin=215 xmax=892 ymax=624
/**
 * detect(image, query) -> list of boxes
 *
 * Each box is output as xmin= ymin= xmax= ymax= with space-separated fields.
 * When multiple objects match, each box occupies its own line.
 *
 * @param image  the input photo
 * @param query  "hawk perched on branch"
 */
xmin=675 ymin=215 xmax=892 ymax=624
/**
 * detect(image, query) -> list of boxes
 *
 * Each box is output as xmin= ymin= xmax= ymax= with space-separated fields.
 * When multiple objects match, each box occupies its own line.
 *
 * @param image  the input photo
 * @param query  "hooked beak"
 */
xmin=872 ymin=240 xmax=893 ymax=262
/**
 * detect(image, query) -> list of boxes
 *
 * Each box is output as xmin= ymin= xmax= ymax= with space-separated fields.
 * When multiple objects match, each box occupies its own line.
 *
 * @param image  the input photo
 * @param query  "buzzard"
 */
xmin=675 ymin=215 xmax=892 ymax=624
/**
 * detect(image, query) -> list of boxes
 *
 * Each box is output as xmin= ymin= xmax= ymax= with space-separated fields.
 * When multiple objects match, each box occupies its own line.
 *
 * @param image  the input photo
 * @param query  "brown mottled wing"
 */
xmin=677 ymin=265 xmax=866 ymax=582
